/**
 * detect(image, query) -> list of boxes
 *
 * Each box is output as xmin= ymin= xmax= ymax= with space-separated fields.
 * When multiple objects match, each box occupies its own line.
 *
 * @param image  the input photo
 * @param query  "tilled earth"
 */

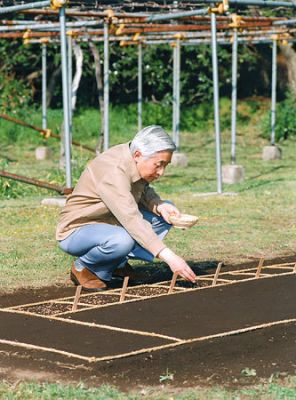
xmin=0 ymin=257 xmax=295 ymax=390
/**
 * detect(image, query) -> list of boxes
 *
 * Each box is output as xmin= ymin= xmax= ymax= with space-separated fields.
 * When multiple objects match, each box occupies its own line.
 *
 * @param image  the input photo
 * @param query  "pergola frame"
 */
xmin=0 ymin=1 xmax=295 ymax=193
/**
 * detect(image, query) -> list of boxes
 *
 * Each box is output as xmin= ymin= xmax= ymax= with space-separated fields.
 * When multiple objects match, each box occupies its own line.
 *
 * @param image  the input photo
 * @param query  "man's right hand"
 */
xmin=158 ymin=248 xmax=196 ymax=283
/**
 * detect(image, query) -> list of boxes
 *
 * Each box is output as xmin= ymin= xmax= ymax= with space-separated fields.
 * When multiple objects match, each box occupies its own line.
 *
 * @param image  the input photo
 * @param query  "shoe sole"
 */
xmin=70 ymin=272 xmax=107 ymax=292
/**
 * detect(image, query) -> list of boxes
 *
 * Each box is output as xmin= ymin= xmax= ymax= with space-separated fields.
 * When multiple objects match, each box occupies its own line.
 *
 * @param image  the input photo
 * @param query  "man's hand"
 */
xmin=157 ymin=202 xmax=180 ymax=224
xmin=158 ymin=248 xmax=197 ymax=283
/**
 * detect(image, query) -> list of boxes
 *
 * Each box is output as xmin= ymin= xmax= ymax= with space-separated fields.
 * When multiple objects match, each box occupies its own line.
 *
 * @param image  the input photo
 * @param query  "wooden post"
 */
xmin=293 ymin=263 xmax=296 ymax=273
xmin=212 ymin=262 xmax=223 ymax=286
xmin=72 ymin=285 xmax=82 ymax=311
xmin=119 ymin=276 xmax=129 ymax=303
xmin=255 ymin=257 xmax=264 ymax=278
xmin=168 ymin=272 xmax=178 ymax=294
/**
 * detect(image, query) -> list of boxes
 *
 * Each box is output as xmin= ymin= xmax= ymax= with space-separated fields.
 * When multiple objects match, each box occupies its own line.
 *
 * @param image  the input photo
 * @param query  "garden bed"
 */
xmin=0 ymin=265 xmax=295 ymax=388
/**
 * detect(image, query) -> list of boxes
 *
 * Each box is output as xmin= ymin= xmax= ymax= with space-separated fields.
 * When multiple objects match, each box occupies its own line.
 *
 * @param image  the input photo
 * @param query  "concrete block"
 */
xmin=35 ymin=146 xmax=53 ymax=161
xmin=262 ymin=145 xmax=282 ymax=161
xmin=222 ymin=164 xmax=245 ymax=184
xmin=41 ymin=197 xmax=67 ymax=207
xmin=171 ymin=152 xmax=188 ymax=167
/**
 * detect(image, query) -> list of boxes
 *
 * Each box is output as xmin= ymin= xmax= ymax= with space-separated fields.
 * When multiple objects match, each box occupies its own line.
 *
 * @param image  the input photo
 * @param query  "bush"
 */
xmin=261 ymin=92 xmax=296 ymax=141
xmin=0 ymin=72 xmax=32 ymax=113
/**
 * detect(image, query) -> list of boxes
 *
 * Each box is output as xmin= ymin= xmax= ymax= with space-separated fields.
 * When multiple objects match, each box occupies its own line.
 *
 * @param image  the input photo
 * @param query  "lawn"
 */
xmin=1 ymin=104 xmax=296 ymax=291
xmin=0 ymin=377 xmax=296 ymax=399
xmin=0 ymin=103 xmax=295 ymax=398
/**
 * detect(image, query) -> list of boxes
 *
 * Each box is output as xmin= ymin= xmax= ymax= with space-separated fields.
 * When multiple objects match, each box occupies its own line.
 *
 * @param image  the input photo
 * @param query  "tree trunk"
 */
xmin=89 ymin=40 xmax=104 ymax=154
xmin=71 ymin=40 xmax=83 ymax=111
xmin=279 ymin=44 xmax=296 ymax=97
xmin=47 ymin=65 xmax=61 ymax=107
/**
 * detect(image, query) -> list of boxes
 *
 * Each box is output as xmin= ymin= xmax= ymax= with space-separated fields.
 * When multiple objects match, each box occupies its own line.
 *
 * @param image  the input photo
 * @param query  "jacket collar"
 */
xmin=124 ymin=142 xmax=142 ymax=183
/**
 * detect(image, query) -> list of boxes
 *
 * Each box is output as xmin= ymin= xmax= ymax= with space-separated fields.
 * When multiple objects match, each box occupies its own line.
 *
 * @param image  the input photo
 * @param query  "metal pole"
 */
xmin=103 ymin=21 xmax=109 ymax=151
xmin=175 ymin=38 xmax=181 ymax=150
xmin=147 ymin=7 xmax=208 ymax=22
xmin=59 ymin=6 xmax=72 ymax=188
xmin=41 ymin=42 xmax=47 ymax=130
xmin=199 ymin=0 xmax=296 ymax=7
xmin=231 ymin=29 xmax=238 ymax=164
xmin=230 ymin=0 xmax=296 ymax=6
xmin=211 ymin=11 xmax=223 ymax=194
xmin=0 ymin=0 xmax=50 ymax=14
xmin=271 ymin=38 xmax=277 ymax=145
xmin=138 ymin=43 xmax=143 ymax=131
xmin=67 ymin=34 xmax=73 ymax=139
xmin=172 ymin=43 xmax=177 ymax=143
xmin=28 ymin=36 xmax=296 ymax=46
xmin=273 ymin=18 xmax=296 ymax=25
xmin=0 ymin=19 xmax=102 ymax=32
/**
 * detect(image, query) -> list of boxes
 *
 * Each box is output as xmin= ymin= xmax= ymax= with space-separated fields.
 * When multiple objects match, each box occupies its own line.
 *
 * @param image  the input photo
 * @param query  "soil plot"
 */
xmin=0 ymin=274 xmax=294 ymax=361
xmin=66 ymin=274 xmax=296 ymax=341
xmin=0 ymin=311 xmax=172 ymax=360
xmin=0 ymin=267 xmax=295 ymax=387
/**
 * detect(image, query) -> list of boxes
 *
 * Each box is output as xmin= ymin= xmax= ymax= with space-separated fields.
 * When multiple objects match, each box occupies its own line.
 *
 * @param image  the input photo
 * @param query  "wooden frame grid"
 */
xmin=2 ymin=261 xmax=295 ymax=319
xmin=0 ymin=307 xmax=295 ymax=364
xmin=0 ymin=262 xmax=295 ymax=364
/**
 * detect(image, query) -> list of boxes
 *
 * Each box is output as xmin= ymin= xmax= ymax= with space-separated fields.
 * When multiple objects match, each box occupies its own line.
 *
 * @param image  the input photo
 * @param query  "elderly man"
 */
xmin=56 ymin=125 xmax=196 ymax=291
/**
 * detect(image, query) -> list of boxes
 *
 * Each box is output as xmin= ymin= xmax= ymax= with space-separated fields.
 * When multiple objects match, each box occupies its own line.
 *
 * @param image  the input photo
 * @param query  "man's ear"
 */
xmin=133 ymin=150 xmax=142 ymax=163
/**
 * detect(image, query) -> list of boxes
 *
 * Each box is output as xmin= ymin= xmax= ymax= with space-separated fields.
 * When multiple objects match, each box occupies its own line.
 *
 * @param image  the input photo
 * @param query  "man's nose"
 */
xmin=157 ymin=167 xmax=165 ymax=177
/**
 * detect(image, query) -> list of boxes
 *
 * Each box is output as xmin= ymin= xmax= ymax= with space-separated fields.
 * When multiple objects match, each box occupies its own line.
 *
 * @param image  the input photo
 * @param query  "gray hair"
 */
xmin=130 ymin=125 xmax=176 ymax=157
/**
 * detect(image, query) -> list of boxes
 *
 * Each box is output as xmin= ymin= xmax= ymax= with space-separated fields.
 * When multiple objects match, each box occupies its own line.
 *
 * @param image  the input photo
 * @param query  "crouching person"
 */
xmin=56 ymin=125 xmax=196 ymax=291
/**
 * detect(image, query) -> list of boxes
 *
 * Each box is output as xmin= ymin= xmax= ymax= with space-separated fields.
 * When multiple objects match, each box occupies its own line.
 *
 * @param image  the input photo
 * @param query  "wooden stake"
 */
xmin=168 ymin=271 xmax=178 ymax=294
xmin=212 ymin=262 xmax=223 ymax=286
xmin=255 ymin=257 xmax=265 ymax=278
xmin=72 ymin=285 xmax=82 ymax=311
xmin=119 ymin=276 xmax=129 ymax=303
xmin=293 ymin=263 xmax=296 ymax=273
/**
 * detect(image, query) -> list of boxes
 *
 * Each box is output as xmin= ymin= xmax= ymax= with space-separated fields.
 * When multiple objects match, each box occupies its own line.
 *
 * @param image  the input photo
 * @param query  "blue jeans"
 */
xmin=58 ymin=208 xmax=172 ymax=281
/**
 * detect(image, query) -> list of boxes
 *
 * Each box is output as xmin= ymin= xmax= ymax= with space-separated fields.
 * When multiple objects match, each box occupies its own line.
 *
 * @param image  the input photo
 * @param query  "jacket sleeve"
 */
xmin=89 ymin=165 xmax=166 ymax=257
xmin=139 ymin=184 xmax=163 ymax=215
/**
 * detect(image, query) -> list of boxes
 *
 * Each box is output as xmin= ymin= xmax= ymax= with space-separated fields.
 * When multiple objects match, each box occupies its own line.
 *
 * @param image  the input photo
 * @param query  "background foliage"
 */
xmin=0 ymin=38 xmax=287 ymax=110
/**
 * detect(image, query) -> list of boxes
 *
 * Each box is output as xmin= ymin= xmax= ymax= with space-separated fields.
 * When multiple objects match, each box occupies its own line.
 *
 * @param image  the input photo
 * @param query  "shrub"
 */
xmin=0 ymin=72 xmax=32 ymax=114
xmin=261 ymin=92 xmax=296 ymax=141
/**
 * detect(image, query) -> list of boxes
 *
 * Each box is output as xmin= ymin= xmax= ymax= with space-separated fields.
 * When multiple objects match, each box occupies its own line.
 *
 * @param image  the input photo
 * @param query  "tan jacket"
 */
xmin=56 ymin=143 xmax=166 ymax=257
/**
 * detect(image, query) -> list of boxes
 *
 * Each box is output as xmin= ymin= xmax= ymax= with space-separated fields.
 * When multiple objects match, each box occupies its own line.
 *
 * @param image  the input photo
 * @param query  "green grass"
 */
xmin=0 ymin=102 xmax=296 ymax=397
xmin=1 ymin=102 xmax=296 ymax=282
xmin=0 ymin=376 xmax=295 ymax=399
xmin=0 ymin=102 xmax=296 ymax=290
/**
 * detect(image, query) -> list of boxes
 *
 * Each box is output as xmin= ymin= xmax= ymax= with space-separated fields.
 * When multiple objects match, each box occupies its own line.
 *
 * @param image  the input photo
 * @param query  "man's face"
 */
xmin=134 ymin=150 xmax=172 ymax=182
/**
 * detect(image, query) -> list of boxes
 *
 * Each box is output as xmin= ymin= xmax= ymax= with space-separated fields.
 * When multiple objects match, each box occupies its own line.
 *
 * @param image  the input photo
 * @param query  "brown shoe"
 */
xmin=70 ymin=262 xmax=107 ymax=292
xmin=113 ymin=263 xmax=149 ymax=282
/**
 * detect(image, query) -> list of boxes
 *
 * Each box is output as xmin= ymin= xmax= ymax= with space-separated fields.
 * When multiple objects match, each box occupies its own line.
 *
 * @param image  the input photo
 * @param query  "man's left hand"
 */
xmin=157 ymin=203 xmax=180 ymax=224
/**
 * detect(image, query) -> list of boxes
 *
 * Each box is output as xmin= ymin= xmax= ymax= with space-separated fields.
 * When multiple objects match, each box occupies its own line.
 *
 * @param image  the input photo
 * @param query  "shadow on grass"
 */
xmin=248 ymin=165 xmax=287 ymax=179
xmin=237 ymin=177 xmax=286 ymax=193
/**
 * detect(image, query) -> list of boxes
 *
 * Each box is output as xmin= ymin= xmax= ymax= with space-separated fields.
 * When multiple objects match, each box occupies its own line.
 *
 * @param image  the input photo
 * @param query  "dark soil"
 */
xmin=65 ymin=274 xmax=295 ymax=340
xmin=0 ymin=311 xmax=170 ymax=358
xmin=193 ymin=279 xmax=212 ymax=287
xmin=17 ymin=302 xmax=86 ymax=316
xmin=258 ymin=267 xmax=293 ymax=274
xmin=125 ymin=286 xmax=170 ymax=296
xmin=219 ymin=273 xmax=255 ymax=281
xmin=0 ymin=285 xmax=76 ymax=308
xmin=0 ymin=256 xmax=295 ymax=390
xmin=0 ymin=255 xmax=293 ymax=307
xmin=78 ymin=294 xmax=124 ymax=305
xmin=0 ymin=321 xmax=295 ymax=390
